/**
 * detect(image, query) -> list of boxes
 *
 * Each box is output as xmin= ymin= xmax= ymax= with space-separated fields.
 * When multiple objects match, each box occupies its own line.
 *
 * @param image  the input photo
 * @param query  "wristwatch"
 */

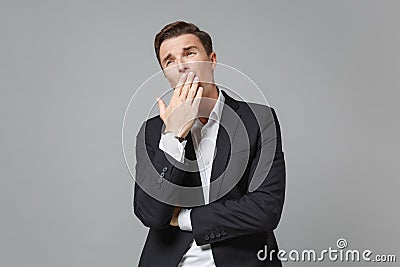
xmin=163 ymin=131 xmax=186 ymax=143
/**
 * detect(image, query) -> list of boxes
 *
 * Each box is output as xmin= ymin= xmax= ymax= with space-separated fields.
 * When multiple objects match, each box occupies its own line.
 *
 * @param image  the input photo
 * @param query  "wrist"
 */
xmin=163 ymin=130 xmax=186 ymax=142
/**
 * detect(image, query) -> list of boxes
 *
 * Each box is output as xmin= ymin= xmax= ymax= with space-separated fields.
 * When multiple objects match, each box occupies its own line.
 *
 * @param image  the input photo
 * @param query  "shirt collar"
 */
xmin=210 ymin=86 xmax=225 ymax=123
xmin=193 ymin=86 xmax=225 ymax=128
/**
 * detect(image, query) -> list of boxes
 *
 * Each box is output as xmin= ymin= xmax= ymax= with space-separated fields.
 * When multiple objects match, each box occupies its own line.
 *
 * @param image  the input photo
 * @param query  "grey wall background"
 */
xmin=1 ymin=0 xmax=399 ymax=266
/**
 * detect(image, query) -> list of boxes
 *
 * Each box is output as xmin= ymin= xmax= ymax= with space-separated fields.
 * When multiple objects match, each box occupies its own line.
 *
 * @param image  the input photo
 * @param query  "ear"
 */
xmin=210 ymin=52 xmax=217 ymax=70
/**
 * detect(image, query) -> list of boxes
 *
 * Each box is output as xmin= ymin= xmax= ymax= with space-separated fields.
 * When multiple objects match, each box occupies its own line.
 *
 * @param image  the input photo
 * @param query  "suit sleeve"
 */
xmin=133 ymin=120 xmax=187 ymax=229
xmin=190 ymin=107 xmax=286 ymax=245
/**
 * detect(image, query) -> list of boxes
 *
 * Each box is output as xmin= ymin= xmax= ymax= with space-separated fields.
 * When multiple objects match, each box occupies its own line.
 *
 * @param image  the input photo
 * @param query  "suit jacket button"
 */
xmin=221 ymin=230 xmax=227 ymax=236
xmin=157 ymin=177 xmax=163 ymax=183
xmin=216 ymin=232 xmax=221 ymax=238
xmin=209 ymin=233 xmax=215 ymax=239
xmin=162 ymin=167 xmax=168 ymax=172
xmin=204 ymin=234 xmax=210 ymax=241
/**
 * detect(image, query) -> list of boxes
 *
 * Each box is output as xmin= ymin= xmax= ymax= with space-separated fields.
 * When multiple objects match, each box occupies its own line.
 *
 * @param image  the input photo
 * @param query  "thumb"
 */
xmin=156 ymin=97 xmax=167 ymax=114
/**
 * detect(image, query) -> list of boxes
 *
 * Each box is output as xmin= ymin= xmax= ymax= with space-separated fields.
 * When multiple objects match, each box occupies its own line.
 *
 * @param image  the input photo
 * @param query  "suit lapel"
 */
xmin=209 ymin=90 xmax=242 ymax=200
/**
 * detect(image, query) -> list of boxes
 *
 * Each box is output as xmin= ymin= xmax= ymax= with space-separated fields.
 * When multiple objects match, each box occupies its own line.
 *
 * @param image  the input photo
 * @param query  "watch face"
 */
xmin=164 ymin=131 xmax=184 ymax=142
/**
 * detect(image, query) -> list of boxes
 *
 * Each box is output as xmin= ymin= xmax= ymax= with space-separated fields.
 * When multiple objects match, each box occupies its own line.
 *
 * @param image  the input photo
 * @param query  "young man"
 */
xmin=133 ymin=21 xmax=286 ymax=266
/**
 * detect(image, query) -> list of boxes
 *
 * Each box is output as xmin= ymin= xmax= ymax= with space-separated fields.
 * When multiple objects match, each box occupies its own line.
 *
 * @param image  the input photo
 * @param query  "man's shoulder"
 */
xmin=144 ymin=114 xmax=163 ymax=127
xmin=234 ymin=98 xmax=278 ymax=126
xmin=222 ymin=90 xmax=276 ymax=119
xmin=239 ymin=100 xmax=274 ymax=114
xmin=136 ymin=115 xmax=163 ymax=144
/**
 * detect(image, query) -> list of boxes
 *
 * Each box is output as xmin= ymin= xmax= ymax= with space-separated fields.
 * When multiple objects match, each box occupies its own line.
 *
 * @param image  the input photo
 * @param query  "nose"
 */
xmin=177 ymin=57 xmax=189 ymax=74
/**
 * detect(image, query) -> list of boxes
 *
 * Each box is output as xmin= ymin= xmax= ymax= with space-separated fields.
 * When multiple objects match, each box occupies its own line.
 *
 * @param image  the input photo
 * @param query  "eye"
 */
xmin=165 ymin=60 xmax=173 ymax=66
xmin=187 ymin=51 xmax=196 ymax=56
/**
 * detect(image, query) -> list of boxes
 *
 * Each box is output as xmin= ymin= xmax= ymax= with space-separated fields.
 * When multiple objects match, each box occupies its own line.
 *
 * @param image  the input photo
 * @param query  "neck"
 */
xmin=198 ymin=83 xmax=219 ymax=125
xmin=202 ymin=83 xmax=219 ymax=99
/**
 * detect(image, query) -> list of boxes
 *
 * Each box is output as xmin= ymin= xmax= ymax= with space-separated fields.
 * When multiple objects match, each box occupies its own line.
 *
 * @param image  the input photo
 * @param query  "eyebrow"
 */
xmin=161 ymin=45 xmax=199 ymax=65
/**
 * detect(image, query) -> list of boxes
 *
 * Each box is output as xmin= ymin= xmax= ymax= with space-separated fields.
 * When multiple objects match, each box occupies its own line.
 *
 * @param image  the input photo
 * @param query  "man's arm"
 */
xmin=133 ymin=121 xmax=187 ymax=229
xmin=190 ymin=107 xmax=286 ymax=245
xmin=133 ymin=73 xmax=202 ymax=229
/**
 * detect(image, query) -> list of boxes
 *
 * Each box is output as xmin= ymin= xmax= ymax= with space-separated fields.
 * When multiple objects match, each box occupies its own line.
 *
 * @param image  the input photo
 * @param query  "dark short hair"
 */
xmin=154 ymin=21 xmax=213 ymax=67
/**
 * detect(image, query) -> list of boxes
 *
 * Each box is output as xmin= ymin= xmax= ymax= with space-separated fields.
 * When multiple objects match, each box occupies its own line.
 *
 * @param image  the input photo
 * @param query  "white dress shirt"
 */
xmin=158 ymin=88 xmax=225 ymax=267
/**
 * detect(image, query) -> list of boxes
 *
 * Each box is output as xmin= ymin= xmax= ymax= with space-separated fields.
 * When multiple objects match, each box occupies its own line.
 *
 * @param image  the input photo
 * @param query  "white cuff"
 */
xmin=159 ymin=132 xmax=187 ymax=163
xmin=177 ymin=208 xmax=192 ymax=231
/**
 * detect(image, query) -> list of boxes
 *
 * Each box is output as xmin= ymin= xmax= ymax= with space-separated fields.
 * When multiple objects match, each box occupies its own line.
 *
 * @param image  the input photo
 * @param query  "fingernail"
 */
xmin=189 ymin=71 xmax=194 ymax=76
xmin=181 ymin=73 xmax=186 ymax=78
xmin=194 ymin=76 xmax=199 ymax=81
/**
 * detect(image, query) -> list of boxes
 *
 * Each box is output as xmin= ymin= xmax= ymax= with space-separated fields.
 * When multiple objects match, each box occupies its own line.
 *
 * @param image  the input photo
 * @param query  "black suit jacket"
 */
xmin=133 ymin=90 xmax=286 ymax=266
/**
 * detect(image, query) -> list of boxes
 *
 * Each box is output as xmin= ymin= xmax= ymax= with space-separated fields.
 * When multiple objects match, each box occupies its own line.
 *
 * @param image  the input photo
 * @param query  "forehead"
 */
xmin=159 ymin=34 xmax=205 ymax=57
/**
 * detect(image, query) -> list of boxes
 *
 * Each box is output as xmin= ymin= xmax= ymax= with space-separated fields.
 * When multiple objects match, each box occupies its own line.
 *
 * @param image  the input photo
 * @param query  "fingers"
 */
xmin=156 ymin=97 xmax=167 ymax=116
xmin=172 ymin=206 xmax=181 ymax=218
xmin=186 ymin=76 xmax=199 ymax=101
xmin=180 ymin=72 xmax=196 ymax=99
xmin=174 ymin=206 xmax=182 ymax=213
xmin=174 ymin=73 xmax=187 ymax=97
xmin=192 ymin=86 xmax=203 ymax=107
